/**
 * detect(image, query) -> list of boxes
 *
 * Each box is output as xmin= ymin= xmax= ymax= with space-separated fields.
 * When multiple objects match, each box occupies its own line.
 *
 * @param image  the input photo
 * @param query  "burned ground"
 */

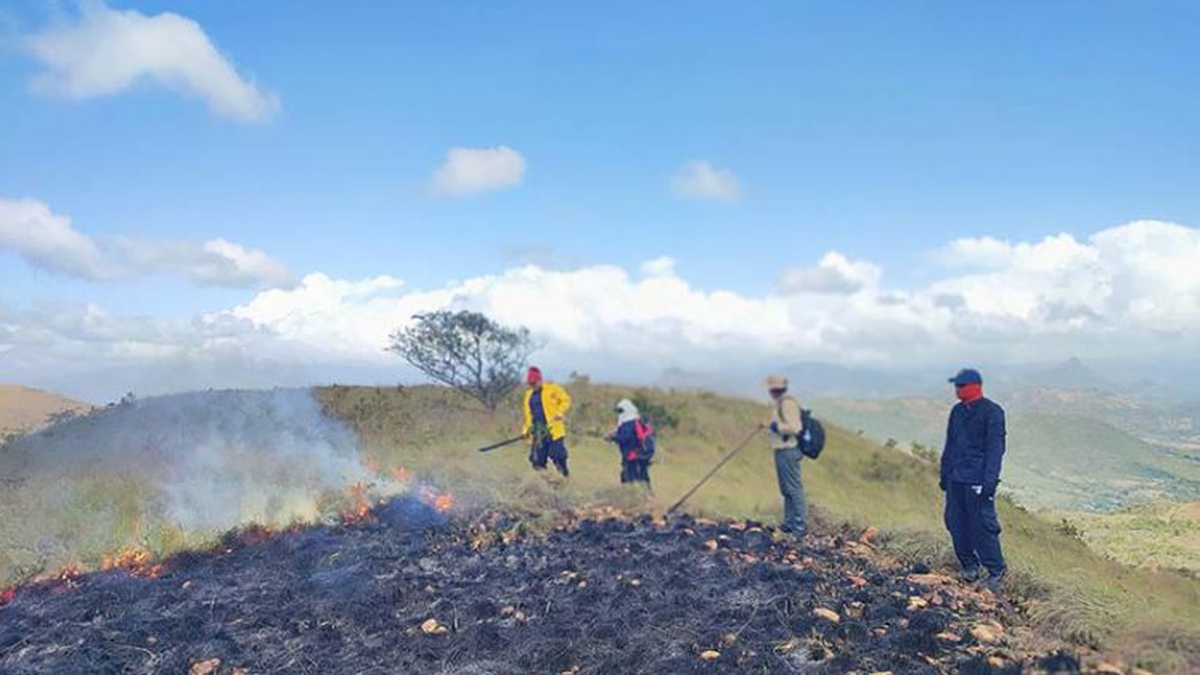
xmin=0 ymin=498 xmax=1078 ymax=674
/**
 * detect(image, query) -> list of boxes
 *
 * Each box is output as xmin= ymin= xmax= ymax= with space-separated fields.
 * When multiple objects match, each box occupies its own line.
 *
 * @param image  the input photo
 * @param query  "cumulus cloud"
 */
xmin=24 ymin=2 xmax=278 ymax=122
xmin=0 ymin=197 xmax=109 ymax=280
xmin=780 ymin=253 xmax=881 ymax=295
xmin=0 ymin=196 xmax=290 ymax=288
xmin=4 ymin=220 xmax=1200 ymax=401
xmin=670 ymin=160 xmax=740 ymax=202
xmin=639 ymin=256 xmax=678 ymax=278
xmin=430 ymin=146 xmax=526 ymax=196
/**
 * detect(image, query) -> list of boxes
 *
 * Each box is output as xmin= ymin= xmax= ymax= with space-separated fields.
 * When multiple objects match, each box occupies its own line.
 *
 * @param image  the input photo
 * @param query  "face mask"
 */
xmin=956 ymin=383 xmax=983 ymax=403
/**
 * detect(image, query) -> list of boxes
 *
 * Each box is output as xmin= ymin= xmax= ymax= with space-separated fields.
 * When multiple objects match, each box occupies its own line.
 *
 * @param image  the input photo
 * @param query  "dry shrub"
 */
xmin=1026 ymin=582 xmax=1122 ymax=647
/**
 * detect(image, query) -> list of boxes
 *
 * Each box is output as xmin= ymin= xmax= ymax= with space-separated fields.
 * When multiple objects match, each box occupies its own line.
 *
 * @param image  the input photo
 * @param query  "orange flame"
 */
xmin=101 ymin=546 xmax=164 ymax=579
xmin=342 ymin=482 xmax=373 ymax=524
xmin=389 ymin=466 xmax=412 ymax=484
xmin=418 ymin=486 xmax=455 ymax=514
xmin=52 ymin=565 xmax=84 ymax=587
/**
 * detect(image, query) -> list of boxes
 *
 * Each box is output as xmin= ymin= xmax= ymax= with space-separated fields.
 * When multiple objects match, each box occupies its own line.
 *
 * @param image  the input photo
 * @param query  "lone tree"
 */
xmin=388 ymin=310 xmax=536 ymax=411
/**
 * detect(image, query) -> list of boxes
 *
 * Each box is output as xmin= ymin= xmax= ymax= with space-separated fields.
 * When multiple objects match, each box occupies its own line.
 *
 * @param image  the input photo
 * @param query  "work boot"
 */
xmin=960 ymin=567 xmax=983 ymax=583
xmin=981 ymin=570 xmax=1007 ymax=594
xmin=780 ymin=524 xmax=807 ymax=540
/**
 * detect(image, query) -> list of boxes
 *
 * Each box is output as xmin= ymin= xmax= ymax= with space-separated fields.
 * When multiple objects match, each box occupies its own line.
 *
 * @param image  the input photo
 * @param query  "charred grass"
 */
xmin=319 ymin=382 xmax=1200 ymax=671
xmin=2 ymin=498 xmax=1058 ymax=674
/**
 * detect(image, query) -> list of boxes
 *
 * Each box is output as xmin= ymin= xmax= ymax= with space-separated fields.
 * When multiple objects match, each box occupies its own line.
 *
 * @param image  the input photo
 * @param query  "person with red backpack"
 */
xmin=605 ymin=398 xmax=655 ymax=487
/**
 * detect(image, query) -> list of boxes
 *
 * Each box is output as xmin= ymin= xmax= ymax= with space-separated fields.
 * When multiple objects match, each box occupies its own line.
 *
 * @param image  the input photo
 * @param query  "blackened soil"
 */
xmin=0 ymin=499 xmax=1070 ymax=674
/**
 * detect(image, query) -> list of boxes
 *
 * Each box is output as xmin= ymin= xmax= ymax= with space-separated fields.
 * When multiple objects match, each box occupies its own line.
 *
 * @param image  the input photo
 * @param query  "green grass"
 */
xmin=1058 ymin=502 xmax=1200 ymax=575
xmin=320 ymin=381 xmax=1200 ymax=671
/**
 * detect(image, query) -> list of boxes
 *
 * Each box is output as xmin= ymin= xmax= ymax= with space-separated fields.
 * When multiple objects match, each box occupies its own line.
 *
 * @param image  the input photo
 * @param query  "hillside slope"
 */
xmin=322 ymin=383 xmax=1200 ymax=671
xmin=0 ymin=384 xmax=1197 ymax=670
xmin=0 ymin=385 xmax=90 ymax=437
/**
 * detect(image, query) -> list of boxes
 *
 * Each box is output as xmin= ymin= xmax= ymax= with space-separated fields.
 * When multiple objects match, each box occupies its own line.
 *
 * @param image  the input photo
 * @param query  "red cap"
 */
xmin=526 ymin=366 xmax=543 ymax=385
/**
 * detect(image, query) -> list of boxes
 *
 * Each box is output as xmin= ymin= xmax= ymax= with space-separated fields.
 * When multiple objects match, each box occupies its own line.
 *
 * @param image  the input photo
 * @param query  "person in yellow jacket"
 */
xmin=521 ymin=366 xmax=571 ymax=476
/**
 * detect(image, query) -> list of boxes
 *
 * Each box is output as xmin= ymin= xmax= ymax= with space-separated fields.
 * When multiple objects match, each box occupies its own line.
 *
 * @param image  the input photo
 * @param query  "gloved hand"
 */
xmin=625 ymin=450 xmax=638 ymax=461
xmin=981 ymin=481 xmax=998 ymax=498
xmin=769 ymin=421 xmax=780 ymax=434
xmin=971 ymin=484 xmax=983 ymax=496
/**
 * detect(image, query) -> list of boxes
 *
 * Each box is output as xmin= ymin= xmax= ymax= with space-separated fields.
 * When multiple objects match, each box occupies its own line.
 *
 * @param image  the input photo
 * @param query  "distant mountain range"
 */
xmin=659 ymin=357 xmax=1198 ymax=401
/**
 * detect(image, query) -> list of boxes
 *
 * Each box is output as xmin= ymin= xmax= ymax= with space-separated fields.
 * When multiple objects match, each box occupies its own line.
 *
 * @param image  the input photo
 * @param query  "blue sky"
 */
xmin=1 ymin=1 xmax=1198 ymax=400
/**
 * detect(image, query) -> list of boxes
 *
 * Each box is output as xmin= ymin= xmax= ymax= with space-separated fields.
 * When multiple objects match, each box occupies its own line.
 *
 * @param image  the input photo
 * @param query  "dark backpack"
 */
xmin=800 ymin=409 xmax=826 ymax=459
xmin=634 ymin=419 xmax=656 ymax=461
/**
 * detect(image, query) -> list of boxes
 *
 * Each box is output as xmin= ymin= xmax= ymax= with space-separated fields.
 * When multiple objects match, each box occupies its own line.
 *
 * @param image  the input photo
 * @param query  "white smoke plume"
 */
xmin=2 ymin=388 xmax=368 ymax=532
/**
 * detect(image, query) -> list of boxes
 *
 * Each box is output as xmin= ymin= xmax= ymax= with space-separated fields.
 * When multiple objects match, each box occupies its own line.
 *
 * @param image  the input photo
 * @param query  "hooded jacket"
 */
xmin=611 ymin=399 xmax=643 ymax=458
xmin=522 ymin=382 xmax=571 ymax=441
xmin=940 ymin=396 xmax=1006 ymax=485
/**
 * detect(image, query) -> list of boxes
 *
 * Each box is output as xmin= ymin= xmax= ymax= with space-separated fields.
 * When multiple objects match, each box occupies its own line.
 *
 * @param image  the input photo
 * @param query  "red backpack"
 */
xmin=634 ymin=419 xmax=656 ymax=460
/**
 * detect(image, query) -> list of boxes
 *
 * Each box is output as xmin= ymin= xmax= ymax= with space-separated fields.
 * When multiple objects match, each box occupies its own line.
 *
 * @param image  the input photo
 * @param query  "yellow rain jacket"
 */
xmin=522 ymin=382 xmax=572 ymax=441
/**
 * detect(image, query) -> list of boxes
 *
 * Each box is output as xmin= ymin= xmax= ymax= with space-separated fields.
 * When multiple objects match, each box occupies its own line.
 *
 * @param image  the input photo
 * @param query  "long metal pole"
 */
xmin=667 ymin=426 xmax=763 ymax=514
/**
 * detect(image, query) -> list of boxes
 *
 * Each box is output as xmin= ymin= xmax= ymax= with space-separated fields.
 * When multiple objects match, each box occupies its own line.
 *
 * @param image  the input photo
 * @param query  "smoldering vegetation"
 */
xmin=0 ymin=389 xmax=371 ymax=582
xmin=0 ymin=501 xmax=1077 ymax=674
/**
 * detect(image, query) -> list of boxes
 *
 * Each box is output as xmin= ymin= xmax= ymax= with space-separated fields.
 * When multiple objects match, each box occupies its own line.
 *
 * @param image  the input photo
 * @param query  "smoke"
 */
xmin=2 ymin=388 xmax=369 ymax=532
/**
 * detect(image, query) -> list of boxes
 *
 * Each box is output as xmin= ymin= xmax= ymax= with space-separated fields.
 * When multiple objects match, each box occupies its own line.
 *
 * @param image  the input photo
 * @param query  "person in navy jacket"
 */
xmin=940 ymin=368 xmax=1007 ymax=591
xmin=605 ymin=399 xmax=652 ymax=487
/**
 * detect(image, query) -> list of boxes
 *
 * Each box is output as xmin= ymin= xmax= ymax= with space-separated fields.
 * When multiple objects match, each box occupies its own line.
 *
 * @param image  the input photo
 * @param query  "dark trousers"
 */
xmin=774 ymin=447 xmax=807 ymax=533
xmin=620 ymin=459 xmax=651 ymax=486
xmin=530 ymin=437 xmax=569 ymax=476
xmin=944 ymin=481 xmax=1006 ymax=575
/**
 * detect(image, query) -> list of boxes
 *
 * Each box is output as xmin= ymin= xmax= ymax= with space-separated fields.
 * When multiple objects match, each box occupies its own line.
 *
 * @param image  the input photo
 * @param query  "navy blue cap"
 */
xmin=948 ymin=368 xmax=983 ymax=386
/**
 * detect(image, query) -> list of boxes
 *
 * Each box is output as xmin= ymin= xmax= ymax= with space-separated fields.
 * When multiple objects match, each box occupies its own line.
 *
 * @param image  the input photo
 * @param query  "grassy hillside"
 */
xmin=0 ymin=385 xmax=90 ymax=438
xmin=814 ymin=397 xmax=1200 ymax=512
xmin=1060 ymin=502 xmax=1200 ymax=575
xmin=322 ymin=382 xmax=1200 ymax=671
xmin=1 ymin=383 xmax=1198 ymax=670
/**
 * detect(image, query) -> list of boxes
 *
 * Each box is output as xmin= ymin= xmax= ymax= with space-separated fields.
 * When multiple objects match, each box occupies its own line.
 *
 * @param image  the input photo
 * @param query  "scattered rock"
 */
xmin=699 ymin=650 xmax=721 ymax=661
xmin=813 ymin=607 xmax=840 ymax=623
xmin=907 ymin=596 xmax=929 ymax=611
xmin=908 ymin=573 xmax=955 ymax=586
xmin=970 ymin=625 xmax=1000 ymax=644
xmin=420 ymin=618 xmax=448 ymax=635
xmin=859 ymin=526 xmax=879 ymax=543
xmin=935 ymin=632 xmax=962 ymax=643
xmin=189 ymin=659 xmax=220 ymax=675
xmin=1094 ymin=663 xmax=1124 ymax=674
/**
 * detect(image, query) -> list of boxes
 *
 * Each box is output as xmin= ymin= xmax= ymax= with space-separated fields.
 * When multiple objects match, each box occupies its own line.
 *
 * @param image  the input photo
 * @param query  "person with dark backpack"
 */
xmin=764 ymin=374 xmax=808 ymax=537
xmin=606 ymin=398 xmax=655 ymax=487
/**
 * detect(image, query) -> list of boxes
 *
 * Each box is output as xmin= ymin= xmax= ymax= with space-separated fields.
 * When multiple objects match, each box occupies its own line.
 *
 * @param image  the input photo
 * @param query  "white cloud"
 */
xmin=0 ymin=197 xmax=109 ymax=280
xmin=670 ymin=160 xmax=740 ymax=202
xmin=780 ymin=253 xmax=881 ymax=295
xmin=5 ymin=220 xmax=1200 ymax=401
xmin=430 ymin=146 xmax=526 ymax=196
xmin=0 ymin=196 xmax=291 ymax=288
xmin=24 ymin=2 xmax=278 ymax=122
xmin=639 ymin=256 xmax=678 ymax=278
